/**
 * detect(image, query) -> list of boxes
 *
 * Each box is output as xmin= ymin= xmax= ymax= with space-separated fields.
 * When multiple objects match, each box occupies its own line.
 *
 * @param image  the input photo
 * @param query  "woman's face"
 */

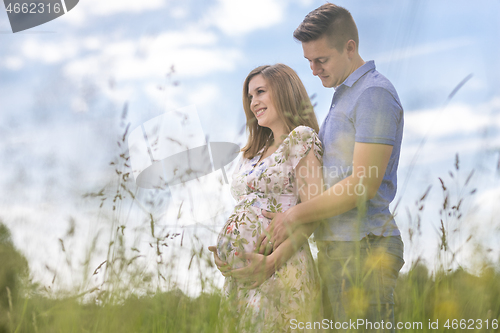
xmin=247 ymin=74 xmax=282 ymax=132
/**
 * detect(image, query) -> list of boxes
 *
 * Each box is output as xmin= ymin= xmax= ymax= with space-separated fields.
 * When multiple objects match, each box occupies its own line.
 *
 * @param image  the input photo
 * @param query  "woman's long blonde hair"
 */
xmin=241 ymin=64 xmax=319 ymax=159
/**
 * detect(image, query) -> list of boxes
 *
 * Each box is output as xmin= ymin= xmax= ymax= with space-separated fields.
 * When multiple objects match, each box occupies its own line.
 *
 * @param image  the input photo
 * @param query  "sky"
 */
xmin=1 ymin=0 xmax=500 ymax=296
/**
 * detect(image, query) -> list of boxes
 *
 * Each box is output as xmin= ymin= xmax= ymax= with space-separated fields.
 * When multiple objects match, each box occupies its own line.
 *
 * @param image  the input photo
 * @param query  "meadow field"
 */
xmin=2 ymin=131 xmax=500 ymax=333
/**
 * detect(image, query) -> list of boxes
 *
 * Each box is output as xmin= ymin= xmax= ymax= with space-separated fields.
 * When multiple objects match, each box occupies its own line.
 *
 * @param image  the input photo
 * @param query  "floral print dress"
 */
xmin=217 ymin=126 xmax=323 ymax=332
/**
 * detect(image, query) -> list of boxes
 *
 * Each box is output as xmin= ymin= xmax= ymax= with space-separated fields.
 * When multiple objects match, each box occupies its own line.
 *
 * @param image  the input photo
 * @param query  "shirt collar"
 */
xmin=340 ymin=60 xmax=375 ymax=88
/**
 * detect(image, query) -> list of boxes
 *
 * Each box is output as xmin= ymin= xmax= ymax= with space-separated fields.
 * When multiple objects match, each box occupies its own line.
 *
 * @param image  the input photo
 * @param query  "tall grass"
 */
xmin=2 ymin=110 xmax=500 ymax=332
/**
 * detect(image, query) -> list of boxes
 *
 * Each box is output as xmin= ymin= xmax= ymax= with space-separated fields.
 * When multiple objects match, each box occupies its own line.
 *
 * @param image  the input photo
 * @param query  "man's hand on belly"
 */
xmin=256 ymin=210 xmax=295 ymax=253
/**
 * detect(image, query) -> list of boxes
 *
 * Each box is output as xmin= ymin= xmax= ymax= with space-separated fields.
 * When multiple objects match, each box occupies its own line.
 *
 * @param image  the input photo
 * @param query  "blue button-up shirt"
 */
xmin=316 ymin=60 xmax=404 ymax=241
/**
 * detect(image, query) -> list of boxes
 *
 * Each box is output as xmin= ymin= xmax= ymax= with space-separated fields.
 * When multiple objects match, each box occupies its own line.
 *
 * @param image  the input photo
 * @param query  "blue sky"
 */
xmin=1 ymin=0 xmax=500 ymax=294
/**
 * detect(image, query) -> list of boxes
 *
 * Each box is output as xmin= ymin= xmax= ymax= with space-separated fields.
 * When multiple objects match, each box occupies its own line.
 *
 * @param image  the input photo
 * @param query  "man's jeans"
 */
xmin=317 ymin=234 xmax=404 ymax=332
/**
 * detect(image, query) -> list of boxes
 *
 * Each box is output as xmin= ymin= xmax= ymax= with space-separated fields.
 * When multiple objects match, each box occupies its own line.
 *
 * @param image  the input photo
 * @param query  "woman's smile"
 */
xmin=254 ymin=107 xmax=267 ymax=118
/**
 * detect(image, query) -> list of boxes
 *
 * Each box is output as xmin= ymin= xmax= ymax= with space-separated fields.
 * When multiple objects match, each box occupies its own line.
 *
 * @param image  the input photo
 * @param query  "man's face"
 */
xmin=302 ymin=35 xmax=351 ymax=88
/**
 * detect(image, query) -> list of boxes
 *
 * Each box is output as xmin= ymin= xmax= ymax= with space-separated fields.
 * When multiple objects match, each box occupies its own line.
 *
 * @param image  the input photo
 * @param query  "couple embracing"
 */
xmin=208 ymin=3 xmax=405 ymax=332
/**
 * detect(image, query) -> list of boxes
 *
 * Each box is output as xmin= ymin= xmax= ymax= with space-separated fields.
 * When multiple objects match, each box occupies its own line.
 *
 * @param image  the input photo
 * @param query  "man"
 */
xmin=211 ymin=3 xmax=404 ymax=332
xmin=262 ymin=3 xmax=404 ymax=331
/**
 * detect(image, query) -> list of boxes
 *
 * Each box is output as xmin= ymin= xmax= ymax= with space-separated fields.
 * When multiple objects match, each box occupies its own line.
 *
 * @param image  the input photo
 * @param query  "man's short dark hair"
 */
xmin=294 ymin=3 xmax=359 ymax=52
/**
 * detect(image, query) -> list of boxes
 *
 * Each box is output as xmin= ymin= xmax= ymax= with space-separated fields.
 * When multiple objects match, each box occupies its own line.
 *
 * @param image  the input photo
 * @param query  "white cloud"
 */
xmin=143 ymin=82 xmax=179 ymax=110
xmin=293 ymin=0 xmax=314 ymax=5
xmin=187 ymin=84 xmax=221 ymax=107
xmin=21 ymin=38 xmax=80 ymax=64
xmin=82 ymin=37 xmax=103 ymax=51
xmin=101 ymin=40 xmax=136 ymax=58
xmin=166 ymin=171 xmax=235 ymax=225
xmin=86 ymin=0 xmax=166 ymax=16
xmin=397 ymin=97 xmax=500 ymax=168
xmin=59 ymin=0 xmax=167 ymax=25
xmin=474 ymin=186 xmax=500 ymax=213
xmin=376 ymin=37 xmax=475 ymax=64
xmin=152 ymin=29 xmax=219 ymax=48
xmin=206 ymin=0 xmax=285 ymax=36
xmin=399 ymin=136 xmax=500 ymax=167
xmin=70 ymin=96 xmax=89 ymax=113
xmin=63 ymin=29 xmax=243 ymax=80
xmin=404 ymin=97 xmax=500 ymax=140
xmin=103 ymin=84 xmax=138 ymax=105
xmin=3 ymin=56 xmax=24 ymax=70
xmin=466 ymin=76 xmax=488 ymax=91
xmin=143 ymin=82 xmax=223 ymax=114
xmin=170 ymin=6 xmax=189 ymax=19
xmin=459 ymin=184 xmax=500 ymax=258
xmin=63 ymin=54 xmax=103 ymax=78
xmin=12 ymin=35 xmax=104 ymax=67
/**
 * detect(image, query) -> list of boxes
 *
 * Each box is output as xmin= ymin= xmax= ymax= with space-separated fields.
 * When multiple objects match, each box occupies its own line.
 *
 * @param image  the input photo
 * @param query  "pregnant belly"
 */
xmin=216 ymin=205 xmax=267 ymax=269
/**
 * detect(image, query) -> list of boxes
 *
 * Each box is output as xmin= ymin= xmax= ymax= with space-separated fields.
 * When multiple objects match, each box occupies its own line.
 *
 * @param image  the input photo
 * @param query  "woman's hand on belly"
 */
xmin=224 ymin=252 xmax=277 ymax=289
xmin=208 ymin=246 xmax=231 ymax=276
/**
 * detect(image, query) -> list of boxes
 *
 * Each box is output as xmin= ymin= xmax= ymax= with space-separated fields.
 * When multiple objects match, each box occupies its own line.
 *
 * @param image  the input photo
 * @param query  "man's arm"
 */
xmin=266 ymin=142 xmax=393 ymax=249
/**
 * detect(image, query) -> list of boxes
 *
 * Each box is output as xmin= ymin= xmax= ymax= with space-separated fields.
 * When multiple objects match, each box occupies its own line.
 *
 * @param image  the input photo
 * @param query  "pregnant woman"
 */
xmin=209 ymin=64 xmax=324 ymax=332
